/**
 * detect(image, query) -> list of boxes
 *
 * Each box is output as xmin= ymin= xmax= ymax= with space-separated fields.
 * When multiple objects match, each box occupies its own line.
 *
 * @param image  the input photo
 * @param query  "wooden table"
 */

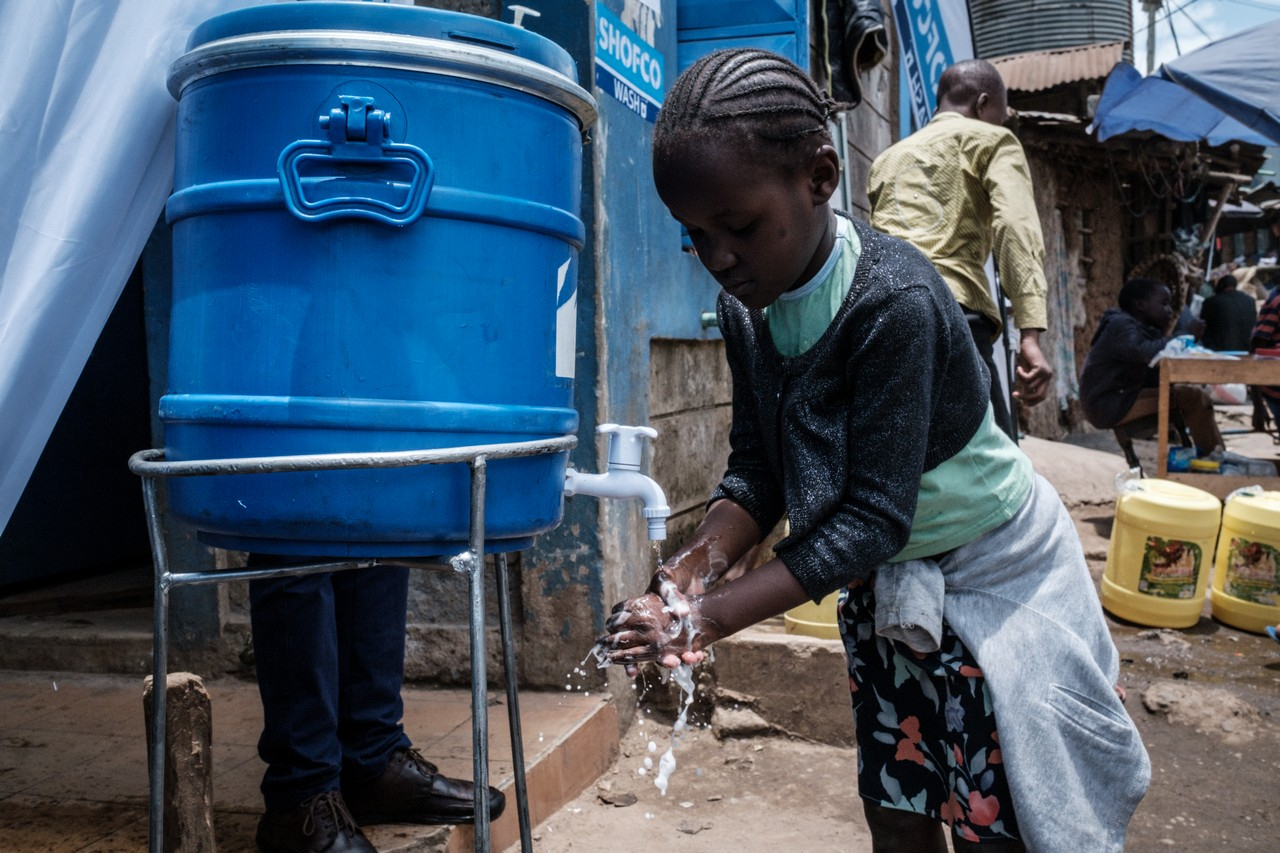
xmin=1157 ymin=356 xmax=1280 ymax=498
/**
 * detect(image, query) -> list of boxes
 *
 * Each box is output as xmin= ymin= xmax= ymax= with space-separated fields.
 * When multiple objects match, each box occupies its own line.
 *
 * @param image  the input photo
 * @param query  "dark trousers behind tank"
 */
xmin=248 ymin=559 xmax=413 ymax=811
xmin=964 ymin=309 xmax=1016 ymax=441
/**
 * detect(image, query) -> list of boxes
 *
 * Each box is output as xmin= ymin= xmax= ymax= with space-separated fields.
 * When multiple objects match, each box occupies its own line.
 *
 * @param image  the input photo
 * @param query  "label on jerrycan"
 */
xmin=1138 ymin=536 xmax=1201 ymax=599
xmin=1223 ymin=538 xmax=1280 ymax=605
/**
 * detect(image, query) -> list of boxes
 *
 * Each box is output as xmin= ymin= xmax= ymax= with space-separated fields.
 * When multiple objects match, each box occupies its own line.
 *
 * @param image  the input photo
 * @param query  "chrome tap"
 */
xmin=563 ymin=424 xmax=670 ymax=540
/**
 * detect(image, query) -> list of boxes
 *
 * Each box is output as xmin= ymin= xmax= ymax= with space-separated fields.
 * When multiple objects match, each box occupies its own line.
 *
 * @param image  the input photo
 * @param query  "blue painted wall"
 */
xmin=496 ymin=0 xmax=721 ymax=685
xmin=500 ymin=0 xmax=811 ymax=687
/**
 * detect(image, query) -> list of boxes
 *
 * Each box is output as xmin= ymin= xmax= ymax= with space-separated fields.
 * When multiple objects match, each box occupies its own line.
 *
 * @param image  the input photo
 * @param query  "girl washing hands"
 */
xmin=601 ymin=49 xmax=1149 ymax=852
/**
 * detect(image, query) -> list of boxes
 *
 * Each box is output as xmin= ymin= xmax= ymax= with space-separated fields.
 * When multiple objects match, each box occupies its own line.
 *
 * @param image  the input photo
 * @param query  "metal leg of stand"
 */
xmin=496 ymin=552 xmax=533 ymax=852
xmin=462 ymin=455 xmax=491 ymax=852
xmin=141 ymin=476 xmax=170 ymax=853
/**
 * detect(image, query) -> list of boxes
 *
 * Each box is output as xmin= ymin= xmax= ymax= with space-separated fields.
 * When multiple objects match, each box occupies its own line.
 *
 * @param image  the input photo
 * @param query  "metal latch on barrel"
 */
xmin=277 ymin=95 xmax=434 ymax=226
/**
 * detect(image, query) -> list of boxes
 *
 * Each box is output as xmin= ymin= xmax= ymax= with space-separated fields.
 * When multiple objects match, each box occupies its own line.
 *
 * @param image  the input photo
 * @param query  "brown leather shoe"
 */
xmin=344 ymin=748 xmax=507 ymax=826
xmin=256 ymin=790 xmax=375 ymax=853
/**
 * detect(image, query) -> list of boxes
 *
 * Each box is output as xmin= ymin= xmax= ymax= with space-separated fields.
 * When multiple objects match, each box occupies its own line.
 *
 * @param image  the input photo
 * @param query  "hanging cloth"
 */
xmin=822 ymin=0 xmax=889 ymax=106
xmin=0 ymin=0 xmax=263 ymax=534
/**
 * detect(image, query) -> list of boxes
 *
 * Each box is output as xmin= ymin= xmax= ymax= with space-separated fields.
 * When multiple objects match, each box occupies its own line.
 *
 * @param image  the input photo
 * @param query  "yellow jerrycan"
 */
xmin=1102 ymin=479 xmax=1221 ymax=629
xmin=784 ymin=590 xmax=843 ymax=640
xmin=1211 ymin=489 xmax=1280 ymax=633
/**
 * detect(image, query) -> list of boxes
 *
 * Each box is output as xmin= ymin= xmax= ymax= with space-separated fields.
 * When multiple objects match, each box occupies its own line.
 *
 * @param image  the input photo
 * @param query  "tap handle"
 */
xmin=597 ymin=423 xmax=658 ymax=471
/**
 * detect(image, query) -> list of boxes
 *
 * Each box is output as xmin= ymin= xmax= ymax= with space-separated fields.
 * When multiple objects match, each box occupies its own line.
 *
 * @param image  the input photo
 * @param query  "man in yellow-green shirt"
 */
xmin=868 ymin=59 xmax=1053 ymax=440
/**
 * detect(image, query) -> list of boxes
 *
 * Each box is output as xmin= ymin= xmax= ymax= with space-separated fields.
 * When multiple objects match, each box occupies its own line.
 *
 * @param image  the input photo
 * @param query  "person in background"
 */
xmin=1200 ymin=274 xmax=1257 ymax=352
xmin=1079 ymin=277 xmax=1223 ymax=455
xmin=1249 ymin=284 xmax=1280 ymax=426
xmin=1172 ymin=281 xmax=1207 ymax=339
xmin=248 ymin=558 xmax=505 ymax=853
xmin=868 ymin=59 xmax=1053 ymax=440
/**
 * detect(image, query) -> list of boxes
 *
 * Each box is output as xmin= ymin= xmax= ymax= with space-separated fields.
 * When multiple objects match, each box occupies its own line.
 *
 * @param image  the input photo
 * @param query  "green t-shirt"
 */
xmin=766 ymin=216 xmax=1034 ymax=559
xmin=893 ymin=406 xmax=1033 ymax=561
xmin=767 ymin=215 xmax=861 ymax=356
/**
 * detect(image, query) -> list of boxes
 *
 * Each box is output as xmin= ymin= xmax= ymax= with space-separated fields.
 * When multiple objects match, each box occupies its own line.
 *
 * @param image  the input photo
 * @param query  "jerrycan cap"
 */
xmin=1223 ymin=488 xmax=1280 ymax=528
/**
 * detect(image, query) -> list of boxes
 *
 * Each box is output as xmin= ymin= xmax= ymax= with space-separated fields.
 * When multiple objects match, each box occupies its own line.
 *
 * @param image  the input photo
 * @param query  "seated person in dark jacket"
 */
xmin=1200 ymin=274 xmax=1257 ymax=352
xmin=1250 ymin=285 xmax=1280 ymax=425
xmin=1079 ymin=277 xmax=1223 ymax=454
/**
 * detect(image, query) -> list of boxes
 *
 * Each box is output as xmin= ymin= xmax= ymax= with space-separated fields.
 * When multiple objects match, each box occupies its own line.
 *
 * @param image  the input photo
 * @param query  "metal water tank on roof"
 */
xmin=969 ymin=0 xmax=1132 ymax=59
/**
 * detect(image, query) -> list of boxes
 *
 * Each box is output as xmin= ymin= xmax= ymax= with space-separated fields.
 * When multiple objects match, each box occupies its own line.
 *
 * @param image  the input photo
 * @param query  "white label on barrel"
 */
xmin=555 ymin=257 xmax=576 ymax=379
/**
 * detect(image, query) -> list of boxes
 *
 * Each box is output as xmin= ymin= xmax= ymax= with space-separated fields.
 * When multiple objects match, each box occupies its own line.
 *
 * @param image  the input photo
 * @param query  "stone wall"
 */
xmin=648 ymin=340 xmax=734 ymax=554
xmin=1020 ymin=145 xmax=1133 ymax=439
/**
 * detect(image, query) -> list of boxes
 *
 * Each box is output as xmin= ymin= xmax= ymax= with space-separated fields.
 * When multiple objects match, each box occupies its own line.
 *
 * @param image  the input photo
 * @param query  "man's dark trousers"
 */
xmin=964 ymin=309 xmax=1016 ymax=440
xmin=249 ymin=560 xmax=413 ymax=811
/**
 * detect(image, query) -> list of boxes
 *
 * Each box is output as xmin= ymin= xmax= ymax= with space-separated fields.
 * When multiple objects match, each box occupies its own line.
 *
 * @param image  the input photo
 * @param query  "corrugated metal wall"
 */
xmin=969 ymin=0 xmax=1131 ymax=59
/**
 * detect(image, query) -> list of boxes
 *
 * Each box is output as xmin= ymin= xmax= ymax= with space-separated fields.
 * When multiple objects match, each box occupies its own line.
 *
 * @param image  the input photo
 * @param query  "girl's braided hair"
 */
xmin=653 ymin=48 xmax=853 ymax=171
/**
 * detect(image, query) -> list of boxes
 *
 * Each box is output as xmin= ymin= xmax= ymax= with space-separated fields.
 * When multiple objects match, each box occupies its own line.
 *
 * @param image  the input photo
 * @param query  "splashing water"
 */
xmin=564 ymin=663 xmax=598 ymax=695
xmin=654 ymin=662 xmax=695 ymax=796
xmin=650 ymin=539 xmax=698 ymax=796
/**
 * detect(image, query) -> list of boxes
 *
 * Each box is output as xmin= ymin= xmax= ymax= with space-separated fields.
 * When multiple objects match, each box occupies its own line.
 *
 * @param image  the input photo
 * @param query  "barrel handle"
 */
xmin=278 ymin=96 xmax=434 ymax=226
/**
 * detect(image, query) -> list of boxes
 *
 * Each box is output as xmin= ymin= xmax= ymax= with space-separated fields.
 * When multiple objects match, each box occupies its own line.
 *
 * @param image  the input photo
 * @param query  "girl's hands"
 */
xmin=597 ymin=500 xmax=763 ymax=676
xmin=651 ymin=552 xmax=714 ymax=597
xmin=599 ymin=574 xmax=720 ymax=676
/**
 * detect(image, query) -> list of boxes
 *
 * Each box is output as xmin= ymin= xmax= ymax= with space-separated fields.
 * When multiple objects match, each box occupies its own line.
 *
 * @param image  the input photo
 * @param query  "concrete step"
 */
xmin=710 ymin=619 xmax=852 ymax=748
xmin=0 ymin=669 xmax=617 ymax=852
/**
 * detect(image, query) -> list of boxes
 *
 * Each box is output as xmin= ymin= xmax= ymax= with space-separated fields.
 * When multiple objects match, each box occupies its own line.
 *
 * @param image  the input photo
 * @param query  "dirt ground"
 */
xmin=507 ymin=428 xmax=1280 ymax=852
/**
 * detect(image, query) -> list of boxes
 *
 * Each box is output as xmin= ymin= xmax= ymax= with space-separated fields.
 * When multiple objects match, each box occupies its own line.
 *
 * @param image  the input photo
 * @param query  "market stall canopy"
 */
xmin=1089 ymin=18 xmax=1280 ymax=147
xmin=1207 ymin=196 xmax=1266 ymax=235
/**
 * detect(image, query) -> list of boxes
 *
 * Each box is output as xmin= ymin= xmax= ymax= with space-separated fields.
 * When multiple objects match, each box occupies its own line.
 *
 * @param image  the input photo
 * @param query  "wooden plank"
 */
xmin=1155 ymin=356 xmax=1280 ymax=492
xmin=1158 ymin=363 xmax=1172 ymax=476
xmin=650 ymin=406 xmax=731 ymax=516
xmin=1161 ymin=356 xmax=1280 ymax=386
xmin=648 ymin=339 xmax=730 ymax=414
xmin=144 ymin=673 xmax=215 ymax=853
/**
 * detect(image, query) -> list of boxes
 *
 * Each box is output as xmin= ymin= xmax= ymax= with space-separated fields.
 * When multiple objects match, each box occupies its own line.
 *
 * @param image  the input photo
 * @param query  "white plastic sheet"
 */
xmin=0 ymin=0 xmax=264 ymax=534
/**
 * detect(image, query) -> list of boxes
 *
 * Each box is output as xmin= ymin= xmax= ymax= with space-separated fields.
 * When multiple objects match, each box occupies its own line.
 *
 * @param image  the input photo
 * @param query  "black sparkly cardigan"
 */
xmin=708 ymin=216 xmax=990 ymax=601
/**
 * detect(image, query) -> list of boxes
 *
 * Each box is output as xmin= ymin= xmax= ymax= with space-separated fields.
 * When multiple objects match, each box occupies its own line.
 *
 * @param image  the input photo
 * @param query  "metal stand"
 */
xmin=129 ymin=435 xmax=575 ymax=853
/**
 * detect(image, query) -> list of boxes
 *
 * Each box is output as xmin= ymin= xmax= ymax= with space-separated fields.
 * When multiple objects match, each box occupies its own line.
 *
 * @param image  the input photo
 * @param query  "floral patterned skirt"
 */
xmin=838 ymin=584 xmax=1022 ymax=844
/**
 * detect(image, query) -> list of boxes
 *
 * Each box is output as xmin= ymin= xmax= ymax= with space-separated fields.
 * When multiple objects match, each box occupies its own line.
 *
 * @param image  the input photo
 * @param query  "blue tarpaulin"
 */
xmin=1090 ymin=18 xmax=1280 ymax=147
xmin=0 ymin=0 xmax=262 ymax=535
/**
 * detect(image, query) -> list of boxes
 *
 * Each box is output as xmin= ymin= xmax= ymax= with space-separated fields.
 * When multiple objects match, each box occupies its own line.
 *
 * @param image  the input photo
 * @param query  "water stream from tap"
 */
xmin=653 ymin=662 xmax=694 ymax=796
xmin=648 ymin=537 xmax=699 ymax=795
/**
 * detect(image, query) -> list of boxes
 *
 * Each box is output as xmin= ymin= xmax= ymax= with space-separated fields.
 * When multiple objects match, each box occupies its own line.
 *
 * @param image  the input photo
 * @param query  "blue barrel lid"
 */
xmin=187 ymin=2 xmax=575 ymax=79
xmin=171 ymin=1 xmax=595 ymax=128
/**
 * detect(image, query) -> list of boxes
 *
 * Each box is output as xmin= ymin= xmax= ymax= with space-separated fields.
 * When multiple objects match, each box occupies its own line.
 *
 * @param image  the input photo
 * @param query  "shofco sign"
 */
xmin=892 ymin=0 xmax=972 ymax=129
xmin=594 ymin=3 xmax=664 ymax=122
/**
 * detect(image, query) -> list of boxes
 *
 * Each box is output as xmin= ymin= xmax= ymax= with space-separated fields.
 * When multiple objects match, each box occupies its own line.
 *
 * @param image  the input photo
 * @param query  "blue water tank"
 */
xmin=162 ymin=2 xmax=596 ymax=556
